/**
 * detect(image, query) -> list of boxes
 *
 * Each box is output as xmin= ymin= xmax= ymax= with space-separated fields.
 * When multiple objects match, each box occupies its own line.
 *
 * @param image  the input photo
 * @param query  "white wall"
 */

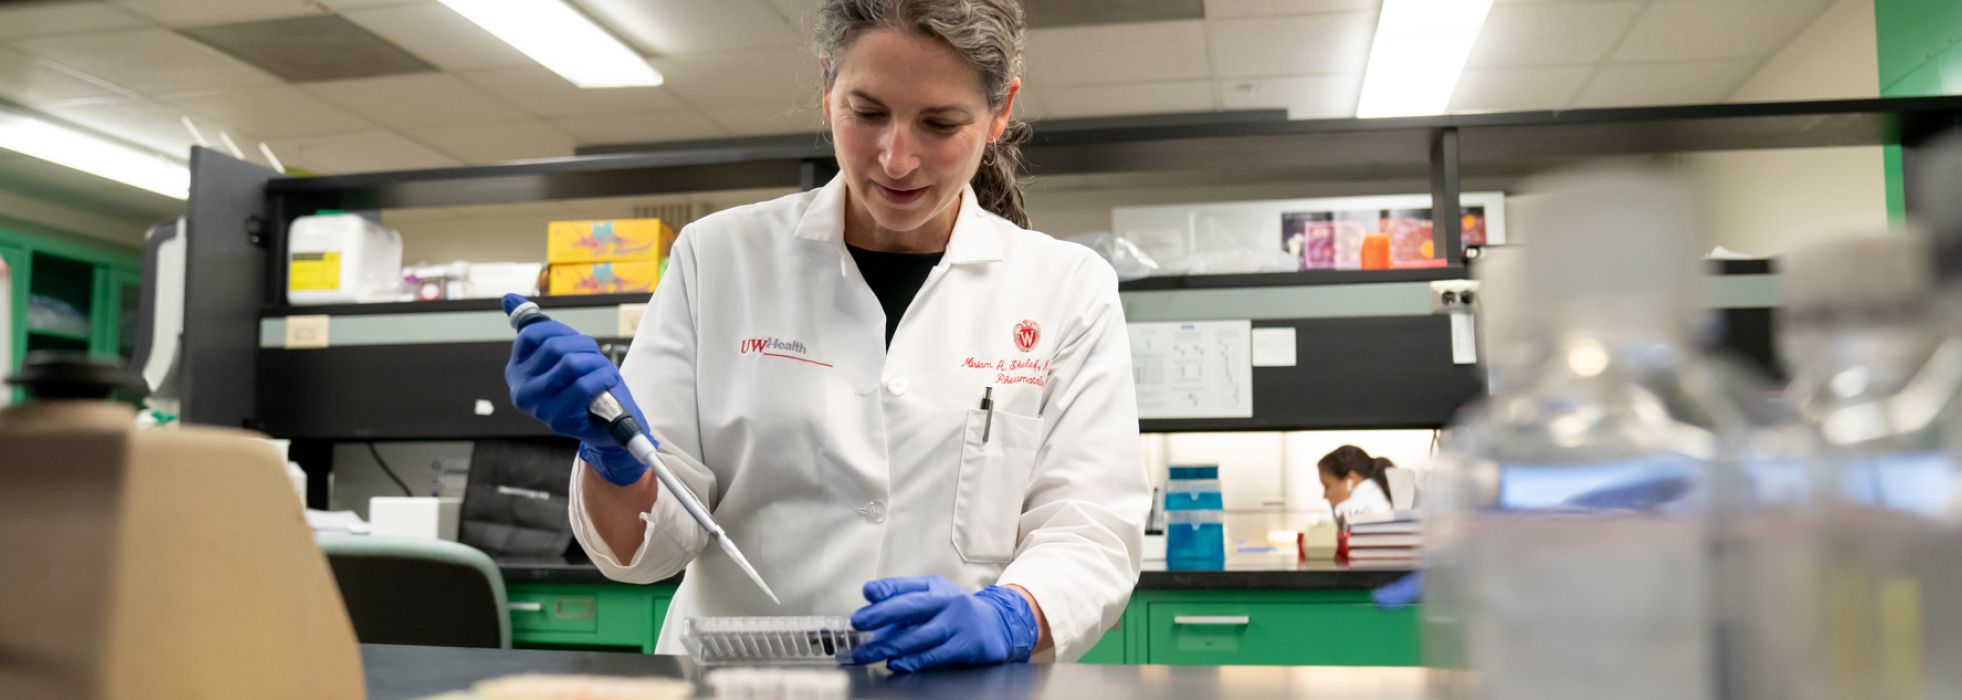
xmin=1686 ymin=0 xmax=1889 ymax=257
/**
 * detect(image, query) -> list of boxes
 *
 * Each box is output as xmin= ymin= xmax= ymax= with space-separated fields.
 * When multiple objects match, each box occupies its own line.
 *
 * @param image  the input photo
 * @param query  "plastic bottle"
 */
xmin=1426 ymin=168 xmax=1808 ymax=700
xmin=1165 ymin=465 xmax=1225 ymax=570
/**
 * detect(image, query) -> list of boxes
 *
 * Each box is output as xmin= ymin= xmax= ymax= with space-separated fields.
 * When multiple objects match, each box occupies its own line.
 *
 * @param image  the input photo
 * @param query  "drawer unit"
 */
xmin=507 ymin=583 xmax=675 ymax=653
xmin=1147 ymin=601 xmax=1419 ymax=666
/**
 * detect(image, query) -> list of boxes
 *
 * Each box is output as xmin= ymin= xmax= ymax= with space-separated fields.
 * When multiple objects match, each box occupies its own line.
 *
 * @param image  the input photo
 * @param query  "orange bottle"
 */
xmin=1361 ymin=234 xmax=1391 ymax=269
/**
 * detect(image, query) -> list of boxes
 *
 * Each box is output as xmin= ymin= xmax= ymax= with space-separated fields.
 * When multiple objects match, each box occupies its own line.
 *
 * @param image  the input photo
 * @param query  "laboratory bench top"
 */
xmin=361 ymin=643 xmax=1433 ymax=700
xmin=494 ymin=558 xmax=1414 ymax=591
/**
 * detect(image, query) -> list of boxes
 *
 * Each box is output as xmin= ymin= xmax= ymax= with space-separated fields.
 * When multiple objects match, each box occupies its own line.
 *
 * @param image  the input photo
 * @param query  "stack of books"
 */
xmin=1340 ymin=510 xmax=1420 ymax=564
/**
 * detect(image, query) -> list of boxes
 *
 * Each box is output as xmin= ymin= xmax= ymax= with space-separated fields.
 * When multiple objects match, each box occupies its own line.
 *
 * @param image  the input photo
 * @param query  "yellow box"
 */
xmin=549 ymin=261 xmax=662 ymax=296
xmin=547 ymin=218 xmax=675 ymax=264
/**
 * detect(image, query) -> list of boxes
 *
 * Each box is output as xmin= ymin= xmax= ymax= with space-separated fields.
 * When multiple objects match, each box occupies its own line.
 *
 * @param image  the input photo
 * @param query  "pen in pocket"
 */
xmin=980 ymin=387 xmax=994 ymax=443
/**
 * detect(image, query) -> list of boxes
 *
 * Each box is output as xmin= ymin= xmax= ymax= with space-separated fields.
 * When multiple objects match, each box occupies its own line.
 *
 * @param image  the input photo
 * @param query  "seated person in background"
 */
xmin=1319 ymin=445 xmax=1395 ymax=518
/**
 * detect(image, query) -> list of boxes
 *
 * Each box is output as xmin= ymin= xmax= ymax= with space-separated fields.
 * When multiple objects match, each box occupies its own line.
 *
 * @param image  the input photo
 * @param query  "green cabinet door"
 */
xmin=1147 ymin=600 xmax=1420 ymax=666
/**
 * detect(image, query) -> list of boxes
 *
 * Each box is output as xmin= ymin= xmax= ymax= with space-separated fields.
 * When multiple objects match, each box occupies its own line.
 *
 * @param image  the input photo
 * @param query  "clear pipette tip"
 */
xmin=719 ymin=534 xmax=781 ymax=605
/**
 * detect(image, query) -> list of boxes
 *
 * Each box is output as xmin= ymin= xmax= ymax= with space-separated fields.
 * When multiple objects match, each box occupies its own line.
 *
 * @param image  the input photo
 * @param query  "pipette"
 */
xmin=503 ymin=295 xmax=780 ymax=605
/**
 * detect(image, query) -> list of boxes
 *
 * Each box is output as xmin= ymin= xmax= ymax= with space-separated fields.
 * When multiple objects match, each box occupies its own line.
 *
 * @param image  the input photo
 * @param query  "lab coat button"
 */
xmin=862 ymin=501 xmax=887 ymax=523
xmin=884 ymin=376 xmax=908 ymax=396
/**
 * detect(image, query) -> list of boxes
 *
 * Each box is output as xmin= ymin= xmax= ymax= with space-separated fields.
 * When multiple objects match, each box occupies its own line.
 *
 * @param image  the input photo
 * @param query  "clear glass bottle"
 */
xmin=1800 ymin=138 xmax=1962 ymax=700
xmin=1426 ymin=169 xmax=1812 ymax=700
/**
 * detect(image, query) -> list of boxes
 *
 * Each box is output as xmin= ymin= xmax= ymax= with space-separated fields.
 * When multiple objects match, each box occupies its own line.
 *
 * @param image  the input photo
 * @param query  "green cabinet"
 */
xmin=499 ymin=582 xmax=1419 ymax=666
xmin=506 ymin=583 xmax=676 ymax=653
xmin=1082 ymin=590 xmax=1420 ymax=667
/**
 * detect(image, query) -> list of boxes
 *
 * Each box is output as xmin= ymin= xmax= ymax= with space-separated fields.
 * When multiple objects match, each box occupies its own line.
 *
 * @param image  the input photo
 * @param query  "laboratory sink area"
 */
xmin=11 ymin=1 xmax=1962 ymax=699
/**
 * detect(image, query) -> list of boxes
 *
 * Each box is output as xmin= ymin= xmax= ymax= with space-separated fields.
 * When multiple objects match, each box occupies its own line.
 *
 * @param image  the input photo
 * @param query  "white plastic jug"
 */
xmin=287 ymin=213 xmax=403 ymax=305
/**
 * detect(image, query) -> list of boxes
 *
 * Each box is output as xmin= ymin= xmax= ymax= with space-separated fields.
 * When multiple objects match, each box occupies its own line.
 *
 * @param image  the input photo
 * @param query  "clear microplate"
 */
xmin=684 ymin=616 xmax=870 ymax=666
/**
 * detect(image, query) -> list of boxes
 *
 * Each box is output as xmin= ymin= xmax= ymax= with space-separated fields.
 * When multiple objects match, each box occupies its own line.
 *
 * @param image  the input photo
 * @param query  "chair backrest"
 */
xmin=316 ymin=534 xmax=510 ymax=649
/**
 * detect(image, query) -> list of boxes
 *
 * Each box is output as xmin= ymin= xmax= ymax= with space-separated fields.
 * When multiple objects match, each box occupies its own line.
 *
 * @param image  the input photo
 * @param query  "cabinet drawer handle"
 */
xmin=1174 ymin=615 xmax=1250 ymax=626
xmin=508 ymin=602 xmax=543 ymax=612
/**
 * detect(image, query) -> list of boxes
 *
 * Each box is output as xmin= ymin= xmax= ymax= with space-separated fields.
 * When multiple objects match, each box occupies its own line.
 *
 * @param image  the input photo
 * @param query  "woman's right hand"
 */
xmin=505 ymin=318 xmax=651 ymax=486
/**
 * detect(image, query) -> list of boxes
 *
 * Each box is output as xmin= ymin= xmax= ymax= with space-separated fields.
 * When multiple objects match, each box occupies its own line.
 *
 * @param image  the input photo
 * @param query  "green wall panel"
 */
xmin=1876 ymin=0 xmax=1962 ymax=89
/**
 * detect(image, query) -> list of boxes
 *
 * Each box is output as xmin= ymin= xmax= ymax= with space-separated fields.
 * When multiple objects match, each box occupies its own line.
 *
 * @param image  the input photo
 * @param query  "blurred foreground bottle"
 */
xmin=1799 ymin=136 xmax=1962 ymax=700
xmin=1424 ymin=168 xmax=1818 ymax=700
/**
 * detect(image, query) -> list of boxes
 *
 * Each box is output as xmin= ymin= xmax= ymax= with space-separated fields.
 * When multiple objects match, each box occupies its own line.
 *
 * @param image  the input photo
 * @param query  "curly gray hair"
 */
xmin=812 ymin=0 xmax=1033 ymax=229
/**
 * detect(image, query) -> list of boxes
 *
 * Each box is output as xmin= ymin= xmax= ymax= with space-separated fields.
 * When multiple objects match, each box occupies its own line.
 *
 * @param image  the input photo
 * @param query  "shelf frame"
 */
xmin=175 ymin=97 xmax=1962 ymax=439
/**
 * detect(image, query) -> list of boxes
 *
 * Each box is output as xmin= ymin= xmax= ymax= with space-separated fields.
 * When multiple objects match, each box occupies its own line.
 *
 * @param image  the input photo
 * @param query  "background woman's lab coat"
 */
xmin=568 ymin=176 xmax=1151 ymax=661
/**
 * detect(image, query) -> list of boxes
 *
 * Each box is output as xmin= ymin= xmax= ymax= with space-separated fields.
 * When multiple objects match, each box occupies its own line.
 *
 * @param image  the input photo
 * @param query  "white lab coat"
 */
xmin=1333 ymin=478 xmax=1394 ymax=519
xmin=568 ymin=175 xmax=1150 ymax=661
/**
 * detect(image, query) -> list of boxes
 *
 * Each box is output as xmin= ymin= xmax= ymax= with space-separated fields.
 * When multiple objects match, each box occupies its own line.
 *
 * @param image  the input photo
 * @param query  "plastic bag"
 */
xmin=1063 ymin=231 xmax=1160 ymax=281
xmin=1152 ymin=216 xmax=1301 ymax=275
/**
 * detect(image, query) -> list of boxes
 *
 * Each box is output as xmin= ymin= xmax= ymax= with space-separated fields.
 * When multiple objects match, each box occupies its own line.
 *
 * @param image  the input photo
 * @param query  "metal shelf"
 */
xmin=179 ymin=97 xmax=1955 ymax=441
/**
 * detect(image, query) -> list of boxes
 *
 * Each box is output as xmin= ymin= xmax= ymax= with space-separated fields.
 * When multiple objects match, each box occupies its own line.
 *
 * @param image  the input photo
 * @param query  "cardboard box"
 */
xmin=547 ymin=218 xmax=675 ymax=264
xmin=549 ymin=260 xmax=662 ymax=296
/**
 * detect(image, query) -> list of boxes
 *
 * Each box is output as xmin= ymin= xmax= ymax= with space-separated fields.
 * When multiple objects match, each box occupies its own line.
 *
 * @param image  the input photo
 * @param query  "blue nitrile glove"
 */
xmin=1372 ymin=572 xmax=1422 ymax=608
xmin=848 ymin=576 xmax=1038 ymax=672
xmin=503 ymin=297 xmax=650 ymax=486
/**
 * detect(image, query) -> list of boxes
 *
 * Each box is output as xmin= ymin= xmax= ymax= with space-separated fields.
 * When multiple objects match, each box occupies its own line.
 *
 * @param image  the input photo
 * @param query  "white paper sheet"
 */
xmin=1251 ymin=327 xmax=1297 ymax=367
xmin=1129 ymin=320 xmax=1254 ymax=419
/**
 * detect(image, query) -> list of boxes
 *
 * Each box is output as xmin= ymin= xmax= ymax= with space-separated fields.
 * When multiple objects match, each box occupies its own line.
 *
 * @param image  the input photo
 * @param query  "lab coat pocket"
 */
xmin=953 ymin=408 xmax=1040 ymax=564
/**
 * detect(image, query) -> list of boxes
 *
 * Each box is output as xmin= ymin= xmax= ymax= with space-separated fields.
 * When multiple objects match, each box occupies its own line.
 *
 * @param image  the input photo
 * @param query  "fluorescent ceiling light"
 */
xmin=0 ymin=110 xmax=190 ymax=199
xmin=1355 ymin=0 xmax=1496 ymax=118
xmin=438 ymin=0 xmax=663 ymax=88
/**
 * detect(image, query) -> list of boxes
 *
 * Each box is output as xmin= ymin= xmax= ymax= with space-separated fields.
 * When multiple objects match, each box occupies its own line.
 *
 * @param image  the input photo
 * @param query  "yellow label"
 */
xmin=290 ymin=252 xmax=342 ymax=291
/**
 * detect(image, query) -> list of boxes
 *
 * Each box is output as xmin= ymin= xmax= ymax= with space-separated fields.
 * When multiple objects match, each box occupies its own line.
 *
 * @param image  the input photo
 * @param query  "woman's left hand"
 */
xmin=848 ymin=576 xmax=1038 ymax=672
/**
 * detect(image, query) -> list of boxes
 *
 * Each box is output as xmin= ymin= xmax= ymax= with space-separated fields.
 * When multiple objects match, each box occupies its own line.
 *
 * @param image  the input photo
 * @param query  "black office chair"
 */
xmin=317 ymin=534 xmax=510 ymax=649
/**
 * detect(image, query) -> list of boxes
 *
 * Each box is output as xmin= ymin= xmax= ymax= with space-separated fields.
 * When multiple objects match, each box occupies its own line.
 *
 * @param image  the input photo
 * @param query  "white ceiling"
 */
xmin=0 ymin=0 xmax=1842 ymax=182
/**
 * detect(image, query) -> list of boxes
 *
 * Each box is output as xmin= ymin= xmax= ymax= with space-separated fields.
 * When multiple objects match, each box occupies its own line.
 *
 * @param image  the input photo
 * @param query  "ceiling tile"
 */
xmin=703 ymin=104 xmax=825 ymax=136
xmin=1025 ymin=21 xmax=1211 ymax=87
xmin=572 ymin=0 xmax=803 ymax=55
xmin=36 ymin=96 xmax=226 ymax=158
xmin=340 ymin=3 xmax=535 ymax=72
xmin=110 ymin=0 xmax=324 ymax=28
xmin=1218 ymin=74 xmax=1362 ymax=118
xmin=409 ymin=120 xmax=576 ymax=164
xmin=1611 ymin=0 xmax=1836 ymax=63
xmin=1039 ymin=80 xmax=1217 ymax=118
xmin=765 ymin=0 xmax=821 ymax=24
xmin=1208 ymin=12 xmax=1377 ymax=78
xmin=1573 ymin=59 xmax=1761 ymax=108
xmin=0 ymin=1 xmax=152 ymax=41
xmin=0 ymin=45 xmax=123 ymax=105
xmin=550 ymin=111 xmax=728 ymax=144
xmin=1448 ymin=65 xmax=1593 ymax=112
xmin=161 ymin=85 xmax=377 ymax=138
xmin=1465 ymin=1 xmax=1645 ymax=68
xmin=457 ymin=65 xmax=684 ymax=118
xmin=304 ymin=73 xmax=530 ymax=129
xmin=646 ymin=48 xmax=815 ymax=109
xmin=1202 ymin=0 xmax=1380 ymax=19
xmin=314 ymin=0 xmax=424 ymax=9
xmin=13 ymin=28 xmax=282 ymax=93
xmin=266 ymin=131 xmax=462 ymax=174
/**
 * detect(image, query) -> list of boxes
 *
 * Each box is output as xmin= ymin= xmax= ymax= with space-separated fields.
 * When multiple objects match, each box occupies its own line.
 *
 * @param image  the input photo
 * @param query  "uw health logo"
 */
xmin=1013 ymin=320 xmax=1040 ymax=353
xmin=740 ymin=337 xmax=831 ymax=367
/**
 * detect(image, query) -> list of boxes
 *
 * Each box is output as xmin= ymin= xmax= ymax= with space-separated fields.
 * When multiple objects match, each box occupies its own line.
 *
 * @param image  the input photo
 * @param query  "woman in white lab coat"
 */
xmin=503 ymin=0 xmax=1148 ymax=671
xmin=1319 ymin=445 xmax=1395 ymax=518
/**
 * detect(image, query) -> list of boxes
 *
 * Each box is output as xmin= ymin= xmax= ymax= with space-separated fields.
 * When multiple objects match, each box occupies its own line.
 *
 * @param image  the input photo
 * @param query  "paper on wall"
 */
xmin=1129 ymin=320 xmax=1254 ymax=419
xmin=1251 ymin=327 xmax=1296 ymax=367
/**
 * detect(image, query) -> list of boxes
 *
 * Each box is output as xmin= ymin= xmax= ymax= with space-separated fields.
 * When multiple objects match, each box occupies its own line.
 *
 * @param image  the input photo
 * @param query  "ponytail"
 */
xmin=973 ymin=119 xmax=1031 ymax=229
xmin=1367 ymin=457 xmax=1394 ymax=496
